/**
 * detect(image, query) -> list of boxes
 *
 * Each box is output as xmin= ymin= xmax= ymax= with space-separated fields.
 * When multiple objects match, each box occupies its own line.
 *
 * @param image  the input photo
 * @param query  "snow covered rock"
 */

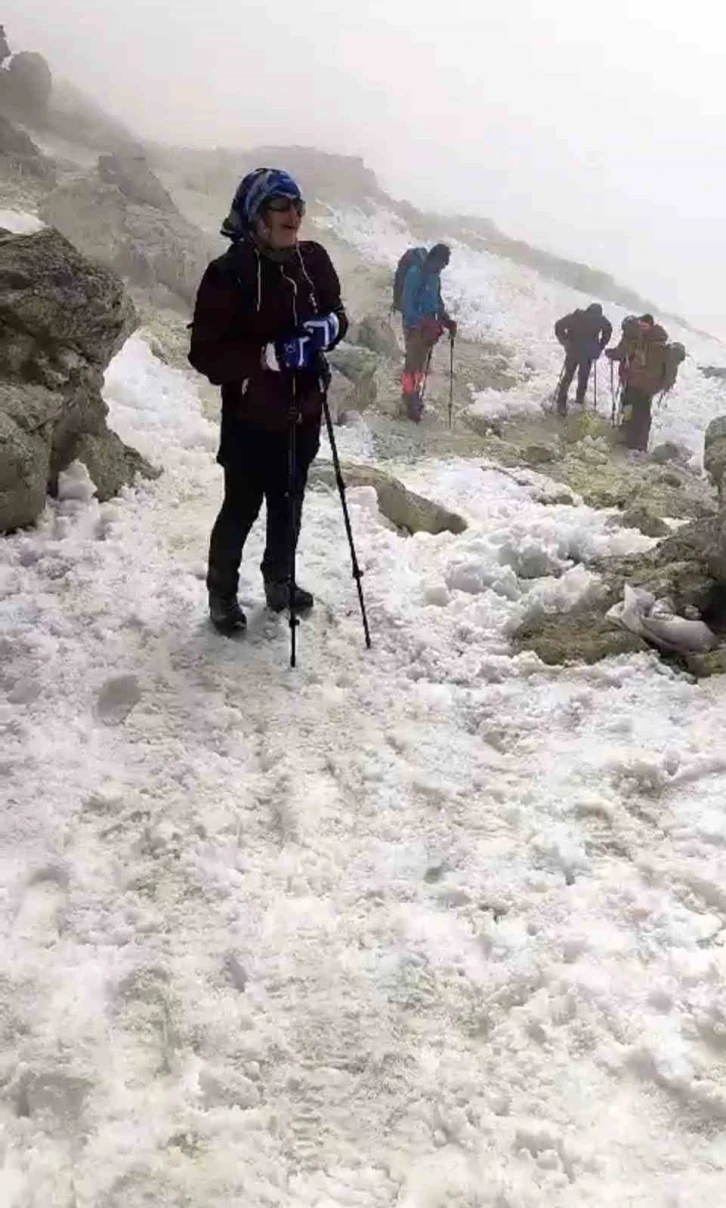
xmin=0 ymin=226 xmax=155 ymax=531
xmin=57 ymin=459 xmax=96 ymax=502
xmin=311 ymin=462 xmax=467 ymax=535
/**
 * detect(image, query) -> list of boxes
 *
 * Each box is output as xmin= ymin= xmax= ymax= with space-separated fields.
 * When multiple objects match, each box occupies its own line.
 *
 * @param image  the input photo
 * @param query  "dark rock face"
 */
xmin=0 ymin=227 xmax=157 ymax=531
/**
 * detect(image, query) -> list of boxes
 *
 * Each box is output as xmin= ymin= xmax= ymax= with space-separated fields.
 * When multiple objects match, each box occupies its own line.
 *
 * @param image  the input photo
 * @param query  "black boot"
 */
xmin=264 ymin=579 xmax=314 ymax=613
xmin=209 ymin=592 xmax=247 ymax=635
xmin=402 ymin=392 xmax=424 ymax=423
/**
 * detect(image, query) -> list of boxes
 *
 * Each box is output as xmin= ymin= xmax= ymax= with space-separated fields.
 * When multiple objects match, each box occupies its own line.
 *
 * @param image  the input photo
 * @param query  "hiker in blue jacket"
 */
xmin=400 ymin=243 xmax=456 ymax=421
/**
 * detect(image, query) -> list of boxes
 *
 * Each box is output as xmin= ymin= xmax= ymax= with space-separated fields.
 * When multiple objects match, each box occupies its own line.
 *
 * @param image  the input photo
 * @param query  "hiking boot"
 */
xmin=403 ymin=392 xmax=424 ymax=423
xmin=264 ymin=579 xmax=314 ymax=613
xmin=209 ymin=592 xmax=247 ymax=635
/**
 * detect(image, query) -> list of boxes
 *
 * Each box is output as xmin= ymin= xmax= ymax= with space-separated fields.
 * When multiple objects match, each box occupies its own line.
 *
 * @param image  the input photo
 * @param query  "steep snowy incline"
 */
xmin=2 ymin=339 xmax=726 ymax=1206
xmin=315 ymin=205 xmax=726 ymax=459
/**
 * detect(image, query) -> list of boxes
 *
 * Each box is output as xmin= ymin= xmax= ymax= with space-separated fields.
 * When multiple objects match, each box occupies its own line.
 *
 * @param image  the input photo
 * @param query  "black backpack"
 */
xmin=392 ymin=247 xmax=426 ymax=313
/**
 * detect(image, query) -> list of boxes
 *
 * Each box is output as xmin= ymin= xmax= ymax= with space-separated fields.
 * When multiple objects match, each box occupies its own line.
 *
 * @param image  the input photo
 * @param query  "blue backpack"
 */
xmin=392 ymin=247 xmax=426 ymax=313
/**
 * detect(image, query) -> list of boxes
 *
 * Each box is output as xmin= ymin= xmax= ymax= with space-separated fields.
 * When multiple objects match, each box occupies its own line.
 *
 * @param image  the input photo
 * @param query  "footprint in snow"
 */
xmin=94 ymin=674 xmax=142 ymax=725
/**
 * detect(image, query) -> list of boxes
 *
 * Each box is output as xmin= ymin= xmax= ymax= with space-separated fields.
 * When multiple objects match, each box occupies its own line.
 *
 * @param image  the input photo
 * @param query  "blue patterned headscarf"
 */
xmin=221 ymin=168 xmax=303 ymax=242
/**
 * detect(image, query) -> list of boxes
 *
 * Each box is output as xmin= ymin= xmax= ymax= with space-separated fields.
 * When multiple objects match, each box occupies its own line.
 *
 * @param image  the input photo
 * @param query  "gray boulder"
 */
xmin=327 ymin=343 xmax=380 ymax=413
xmin=0 ymin=226 xmax=156 ymax=531
xmin=353 ymin=315 xmax=400 ymax=359
xmin=650 ymin=441 xmax=690 ymax=466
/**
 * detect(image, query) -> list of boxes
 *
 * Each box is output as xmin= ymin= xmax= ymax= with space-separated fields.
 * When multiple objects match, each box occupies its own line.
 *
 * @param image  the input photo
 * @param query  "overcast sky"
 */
xmin=6 ymin=0 xmax=725 ymax=331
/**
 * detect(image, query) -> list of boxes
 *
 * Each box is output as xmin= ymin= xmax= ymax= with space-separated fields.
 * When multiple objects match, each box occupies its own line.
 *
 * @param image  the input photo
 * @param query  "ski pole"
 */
xmin=287 ymin=379 xmax=300 ymax=668
xmin=448 ymin=334 xmax=455 ymax=430
xmin=322 ymin=398 xmax=372 ymax=650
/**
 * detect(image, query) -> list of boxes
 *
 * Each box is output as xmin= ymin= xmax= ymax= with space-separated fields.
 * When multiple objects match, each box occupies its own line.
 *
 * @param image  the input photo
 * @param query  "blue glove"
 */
xmin=274 ymin=333 xmax=314 ymax=371
xmin=302 ymin=313 xmax=340 ymax=354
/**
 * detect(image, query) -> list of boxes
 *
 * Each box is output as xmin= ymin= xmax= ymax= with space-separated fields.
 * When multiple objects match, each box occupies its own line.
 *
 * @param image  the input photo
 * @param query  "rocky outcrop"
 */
xmin=0 ymin=226 xmax=156 ymax=531
xmin=311 ymin=462 xmax=467 ymax=536
xmin=38 ymin=176 xmax=212 ymax=306
xmin=97 ymin=152 xmax=177 ymax=213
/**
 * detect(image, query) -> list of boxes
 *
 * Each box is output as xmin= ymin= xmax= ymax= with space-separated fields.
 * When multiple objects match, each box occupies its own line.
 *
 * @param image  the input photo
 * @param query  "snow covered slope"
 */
xmin=316 ymin=205 xmax=726 ymax=460
xmin=2 ymin=330 xmax=726 ymax=1205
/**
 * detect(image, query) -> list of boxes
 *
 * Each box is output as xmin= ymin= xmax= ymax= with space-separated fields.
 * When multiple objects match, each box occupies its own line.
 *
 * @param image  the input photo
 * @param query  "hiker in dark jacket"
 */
xmin=189 ymin=167 xmax=347 ymax=634
xmin=400 ymin=243 xmax=456 ymax=422
xmin=554 ymin=302 xmax=612 ymax=414
xmin=606 ymin=314 xmax=668 ymax=451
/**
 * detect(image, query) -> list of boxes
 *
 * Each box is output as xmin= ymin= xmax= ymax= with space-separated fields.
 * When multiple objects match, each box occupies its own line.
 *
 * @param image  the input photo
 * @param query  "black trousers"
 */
xmin=621 ymin=386 xmax=652 ymax=451
xmin=557 ymin=355 xmax=593 ymax=410
xmin=207 ymin=421 xmax=320 ymax=598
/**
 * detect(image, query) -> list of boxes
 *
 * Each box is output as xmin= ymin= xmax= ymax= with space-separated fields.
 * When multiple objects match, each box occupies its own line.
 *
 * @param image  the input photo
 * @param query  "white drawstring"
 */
xmin=297 ymin=246 xmax=319 ymax=314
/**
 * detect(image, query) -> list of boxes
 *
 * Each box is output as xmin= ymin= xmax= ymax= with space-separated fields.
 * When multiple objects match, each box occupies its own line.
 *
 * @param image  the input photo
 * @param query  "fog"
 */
xmin=5 ymin=0 xmax=726 ymax=332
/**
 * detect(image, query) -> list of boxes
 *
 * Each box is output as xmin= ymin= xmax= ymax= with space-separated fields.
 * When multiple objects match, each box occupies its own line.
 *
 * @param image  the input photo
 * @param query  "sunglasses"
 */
xmin=265 ymin=195 xmax=306 ymax=217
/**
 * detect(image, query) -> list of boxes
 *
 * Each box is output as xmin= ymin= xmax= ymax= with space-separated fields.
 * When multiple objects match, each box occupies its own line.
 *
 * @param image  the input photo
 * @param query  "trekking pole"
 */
xmin=322 ymin=398 xmax=372 ymax=650
xmin=593 ymin=360 xmax=598 ymax=412
xmin=609 ymin=360 xmax=617 ymax=426
xmin=287 ymin=378 xmax=300 ymax=668
xmin=552 ymin=357 xmax=567 ymax=410
xmin=448 ymin=334 xmax=455 ymax=430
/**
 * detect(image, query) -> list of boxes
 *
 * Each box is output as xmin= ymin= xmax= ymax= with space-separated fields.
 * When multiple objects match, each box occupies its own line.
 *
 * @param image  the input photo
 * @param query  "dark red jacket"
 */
xmin=188 ymin=238 xmax=347 ymax=434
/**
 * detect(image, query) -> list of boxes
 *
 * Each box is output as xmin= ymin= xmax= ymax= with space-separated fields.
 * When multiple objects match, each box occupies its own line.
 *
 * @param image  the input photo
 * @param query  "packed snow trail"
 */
xmin=3 ymin=339 xmax=726 ymax=1206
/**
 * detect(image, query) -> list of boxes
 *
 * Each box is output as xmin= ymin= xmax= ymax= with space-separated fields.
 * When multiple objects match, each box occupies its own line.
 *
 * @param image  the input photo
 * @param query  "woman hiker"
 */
xmin=189 ymin=168 xmax=348 ymax=634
